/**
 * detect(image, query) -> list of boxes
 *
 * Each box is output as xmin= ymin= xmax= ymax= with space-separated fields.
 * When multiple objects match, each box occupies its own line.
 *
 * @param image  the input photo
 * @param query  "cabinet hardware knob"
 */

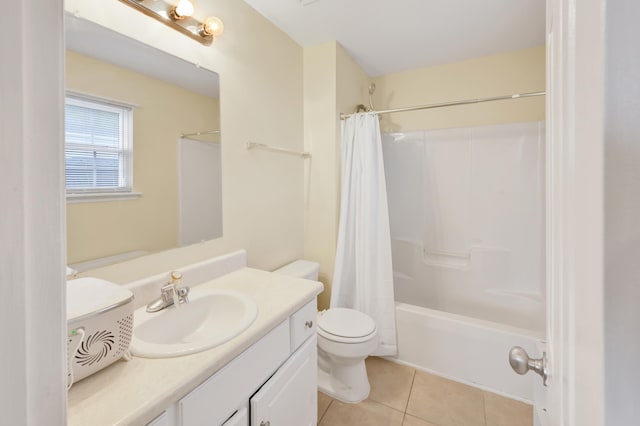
xmin=260 ymin=421 xmax=270 ymax=426
xmin=305 ymin=320 xmax=313 ymax=328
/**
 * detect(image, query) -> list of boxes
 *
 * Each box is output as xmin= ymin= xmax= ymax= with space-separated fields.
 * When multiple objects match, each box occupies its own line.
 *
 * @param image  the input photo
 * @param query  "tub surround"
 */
xmin=67 ymin=267 xmax=322 ymax=425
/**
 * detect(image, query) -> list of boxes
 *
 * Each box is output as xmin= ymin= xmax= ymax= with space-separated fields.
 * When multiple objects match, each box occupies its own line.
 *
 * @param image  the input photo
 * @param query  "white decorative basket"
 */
xmin=66 ymin=278 xmax=134 ymax=386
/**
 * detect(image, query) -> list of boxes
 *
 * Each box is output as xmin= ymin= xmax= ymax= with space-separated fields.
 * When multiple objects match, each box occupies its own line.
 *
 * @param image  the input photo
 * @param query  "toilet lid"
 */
xmin=318 ymin=308 xmax=376 ymax=339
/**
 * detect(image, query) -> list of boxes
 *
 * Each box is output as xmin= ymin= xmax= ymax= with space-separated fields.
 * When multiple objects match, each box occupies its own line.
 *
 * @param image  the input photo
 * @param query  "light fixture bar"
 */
xmin=118 ymin=0 xmax=214 ymax=46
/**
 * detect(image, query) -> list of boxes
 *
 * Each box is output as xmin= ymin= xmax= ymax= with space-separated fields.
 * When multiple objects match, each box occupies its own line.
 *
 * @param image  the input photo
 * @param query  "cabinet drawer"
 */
xmin=290 ymin=300 xmax=317 ymax=352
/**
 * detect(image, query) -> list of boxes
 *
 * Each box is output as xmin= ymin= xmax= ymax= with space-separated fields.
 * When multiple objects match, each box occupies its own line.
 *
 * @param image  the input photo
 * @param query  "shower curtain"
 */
xmin=331 ymin=113 xmax=397 ymax=356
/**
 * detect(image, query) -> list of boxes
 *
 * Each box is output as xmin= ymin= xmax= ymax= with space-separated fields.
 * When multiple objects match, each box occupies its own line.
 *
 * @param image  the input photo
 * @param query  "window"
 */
xmin=65 ymin=94 xmax=137 ymax=202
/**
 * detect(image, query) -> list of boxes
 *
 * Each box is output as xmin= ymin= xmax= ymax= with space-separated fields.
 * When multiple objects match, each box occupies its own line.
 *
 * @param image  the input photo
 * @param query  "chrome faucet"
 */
xmin=146 ymin=271 xmax=190 ymax=313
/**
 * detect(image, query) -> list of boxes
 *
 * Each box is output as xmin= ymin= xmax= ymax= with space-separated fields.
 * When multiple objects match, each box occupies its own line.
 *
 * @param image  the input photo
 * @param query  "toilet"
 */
xmin=274 ymin=260 xmax=379 ymax=404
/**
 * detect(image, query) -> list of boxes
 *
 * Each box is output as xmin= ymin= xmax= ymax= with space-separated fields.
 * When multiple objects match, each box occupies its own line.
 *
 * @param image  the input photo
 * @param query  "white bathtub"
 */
xmin=389 ymin=302 xmax=544 ymax=402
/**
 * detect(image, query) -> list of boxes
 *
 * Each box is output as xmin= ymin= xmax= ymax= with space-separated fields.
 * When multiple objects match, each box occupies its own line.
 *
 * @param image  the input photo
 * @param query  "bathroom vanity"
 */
xmin=67 ymin=262 xmax=322 ymax=426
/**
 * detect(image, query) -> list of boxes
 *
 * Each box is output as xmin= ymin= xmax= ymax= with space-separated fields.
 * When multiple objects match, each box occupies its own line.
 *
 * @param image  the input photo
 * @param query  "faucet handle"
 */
xmin=169 ymin=271 xmax=183 ymax=284
xmin=177 ymin=286 xmax=190 ymax=304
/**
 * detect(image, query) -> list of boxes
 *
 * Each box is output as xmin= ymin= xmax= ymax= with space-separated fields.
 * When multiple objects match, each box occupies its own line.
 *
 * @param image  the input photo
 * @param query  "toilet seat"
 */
xmin=318 ymin=308 xmax=376 ymax=343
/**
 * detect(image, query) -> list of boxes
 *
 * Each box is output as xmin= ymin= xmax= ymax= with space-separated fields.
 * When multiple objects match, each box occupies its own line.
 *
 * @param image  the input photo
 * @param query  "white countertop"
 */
xmin=67 ymin=268 xmax=323 ymax=426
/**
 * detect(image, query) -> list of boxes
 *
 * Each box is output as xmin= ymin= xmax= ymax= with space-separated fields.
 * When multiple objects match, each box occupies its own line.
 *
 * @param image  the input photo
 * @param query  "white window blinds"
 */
xmin=65 ymin=95 xmax=133 ymax=193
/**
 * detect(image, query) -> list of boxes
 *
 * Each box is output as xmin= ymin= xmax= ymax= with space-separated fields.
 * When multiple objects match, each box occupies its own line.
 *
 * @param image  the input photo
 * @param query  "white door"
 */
xmin=250 ymin=337 xmax=317 ymax=426
xmin=523 ymin=1 xmax=606 ymax=425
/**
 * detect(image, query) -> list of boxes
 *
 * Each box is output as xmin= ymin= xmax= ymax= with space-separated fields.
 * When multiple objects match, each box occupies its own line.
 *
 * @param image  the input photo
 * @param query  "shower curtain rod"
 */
xmin=339 ymin=91 xmax=546 ymax=120
xmin=180 ymin=130 xmax=221 ymax=138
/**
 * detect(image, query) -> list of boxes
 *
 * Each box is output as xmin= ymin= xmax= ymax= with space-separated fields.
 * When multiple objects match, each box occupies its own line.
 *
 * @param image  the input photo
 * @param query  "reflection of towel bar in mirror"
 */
xmin=246 ymin=141 xmax=311 ymax=159
xmin=180 ymin=130 xmax=221 ymax=138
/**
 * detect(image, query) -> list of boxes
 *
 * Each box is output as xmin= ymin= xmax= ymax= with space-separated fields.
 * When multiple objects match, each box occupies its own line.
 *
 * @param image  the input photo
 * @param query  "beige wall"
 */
xmin=303 ymin=42 xmax=369 ymax=309
xmin=66 ymin=51 xmax=220 ymax=264
xmin=66 ymin=0 xmax=304 ymax=282
xmin=303 ymin=43 xmax=337 ymax=309
xmin=373 ymin=46 xmax=546 ymax=132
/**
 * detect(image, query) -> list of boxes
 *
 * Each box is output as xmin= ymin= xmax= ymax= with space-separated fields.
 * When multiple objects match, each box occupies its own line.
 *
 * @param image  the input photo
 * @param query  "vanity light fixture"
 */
xmin=168 ymin=0 xmax=195 ymax=20
xmin=118 ymin=0 xmax=224 ymax=46
xmin=200 ymin=16 xmax=224 ymax=37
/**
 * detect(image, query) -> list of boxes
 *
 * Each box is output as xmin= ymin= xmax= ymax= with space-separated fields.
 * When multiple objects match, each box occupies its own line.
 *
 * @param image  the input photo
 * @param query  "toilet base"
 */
xmin=317 ymin=353 xmax=371 ymax=404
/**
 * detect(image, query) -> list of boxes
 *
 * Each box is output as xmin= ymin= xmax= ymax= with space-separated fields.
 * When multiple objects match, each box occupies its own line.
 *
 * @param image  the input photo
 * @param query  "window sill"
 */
xmin=66 ymin=192 xmax=142 ymax=204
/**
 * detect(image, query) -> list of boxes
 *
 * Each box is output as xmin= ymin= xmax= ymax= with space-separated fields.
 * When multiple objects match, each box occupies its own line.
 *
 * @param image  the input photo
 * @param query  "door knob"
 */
xmin=509 ymin=346 xmax=548 ymax=386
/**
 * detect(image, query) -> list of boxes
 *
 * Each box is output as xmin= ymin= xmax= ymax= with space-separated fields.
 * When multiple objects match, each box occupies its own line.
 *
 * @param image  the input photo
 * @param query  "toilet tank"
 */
xmin=274 ymin=260 xmax=319 ymax=281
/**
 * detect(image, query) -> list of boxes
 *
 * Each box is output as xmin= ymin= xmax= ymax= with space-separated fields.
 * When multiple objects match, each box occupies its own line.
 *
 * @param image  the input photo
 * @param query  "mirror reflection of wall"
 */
xmin=65 ymin=15 xmax=222 ymax=269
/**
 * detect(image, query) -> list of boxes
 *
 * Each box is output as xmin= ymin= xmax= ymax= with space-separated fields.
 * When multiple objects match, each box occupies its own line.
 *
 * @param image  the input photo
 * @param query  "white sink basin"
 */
xmin=130 ymin=288 xmax=258 ymax=358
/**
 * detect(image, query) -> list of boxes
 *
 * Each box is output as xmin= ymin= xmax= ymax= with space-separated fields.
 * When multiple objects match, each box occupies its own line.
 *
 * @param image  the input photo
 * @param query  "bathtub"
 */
xmin=389 ymin=302 xmax=544 ymax=402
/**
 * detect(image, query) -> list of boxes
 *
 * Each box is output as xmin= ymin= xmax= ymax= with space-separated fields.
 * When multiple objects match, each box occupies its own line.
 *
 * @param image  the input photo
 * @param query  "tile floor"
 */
xmin=317 ymin=357 xmax=533 ymax=426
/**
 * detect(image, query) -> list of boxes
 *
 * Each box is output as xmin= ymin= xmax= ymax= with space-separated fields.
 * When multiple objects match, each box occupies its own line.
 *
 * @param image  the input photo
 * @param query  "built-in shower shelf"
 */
xmin=484 ymin=289 xmax=543 ymax=302
xmin=393 ymin=271 xmax=413 ymax=280
xmin=423 ymin=249 xmax=471 ymax=270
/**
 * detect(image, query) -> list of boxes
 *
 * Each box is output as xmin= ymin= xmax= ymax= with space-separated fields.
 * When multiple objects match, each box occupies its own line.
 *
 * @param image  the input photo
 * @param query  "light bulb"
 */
xmin=201 ymin=16 xmax=224 ymax=37
xmin=172 ymin=0 xmax=194 ymax=19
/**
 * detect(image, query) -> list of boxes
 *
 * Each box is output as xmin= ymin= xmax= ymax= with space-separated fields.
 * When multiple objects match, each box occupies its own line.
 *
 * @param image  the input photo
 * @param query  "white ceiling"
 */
xmin=243 ymin=0 xmax=545 ymax=77
xmin=65 ymin=14 xmax=219 ymax=98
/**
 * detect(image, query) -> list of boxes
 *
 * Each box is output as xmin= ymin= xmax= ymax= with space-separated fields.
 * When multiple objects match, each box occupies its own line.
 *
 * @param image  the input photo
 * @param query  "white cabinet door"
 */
xmin=250 ymin=336 xmax=317 ymax=426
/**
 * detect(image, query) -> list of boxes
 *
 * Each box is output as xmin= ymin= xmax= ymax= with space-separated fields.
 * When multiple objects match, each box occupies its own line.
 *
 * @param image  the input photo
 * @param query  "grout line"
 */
xmin=404 ymin=368 xmax=417 ymax=413
xmin=318 ymin=398 xmax=333 ymax=425
xmin=482 ymin=390 xmax=488 ymax=426
xmin=367 ymin=358 xmax=419 ymax=416
xmin=368 ymin=398 xmax=412 ymax=419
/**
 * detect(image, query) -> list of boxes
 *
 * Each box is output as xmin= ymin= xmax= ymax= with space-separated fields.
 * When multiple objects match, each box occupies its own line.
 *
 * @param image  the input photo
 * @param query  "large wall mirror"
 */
xmin=65 ymin=14 xmax=222 ymax=270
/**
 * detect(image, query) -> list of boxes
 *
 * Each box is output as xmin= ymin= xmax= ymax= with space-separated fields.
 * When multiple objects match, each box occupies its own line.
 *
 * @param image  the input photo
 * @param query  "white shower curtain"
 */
xmin=331 ymin=113 xmax=397 ymax=356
